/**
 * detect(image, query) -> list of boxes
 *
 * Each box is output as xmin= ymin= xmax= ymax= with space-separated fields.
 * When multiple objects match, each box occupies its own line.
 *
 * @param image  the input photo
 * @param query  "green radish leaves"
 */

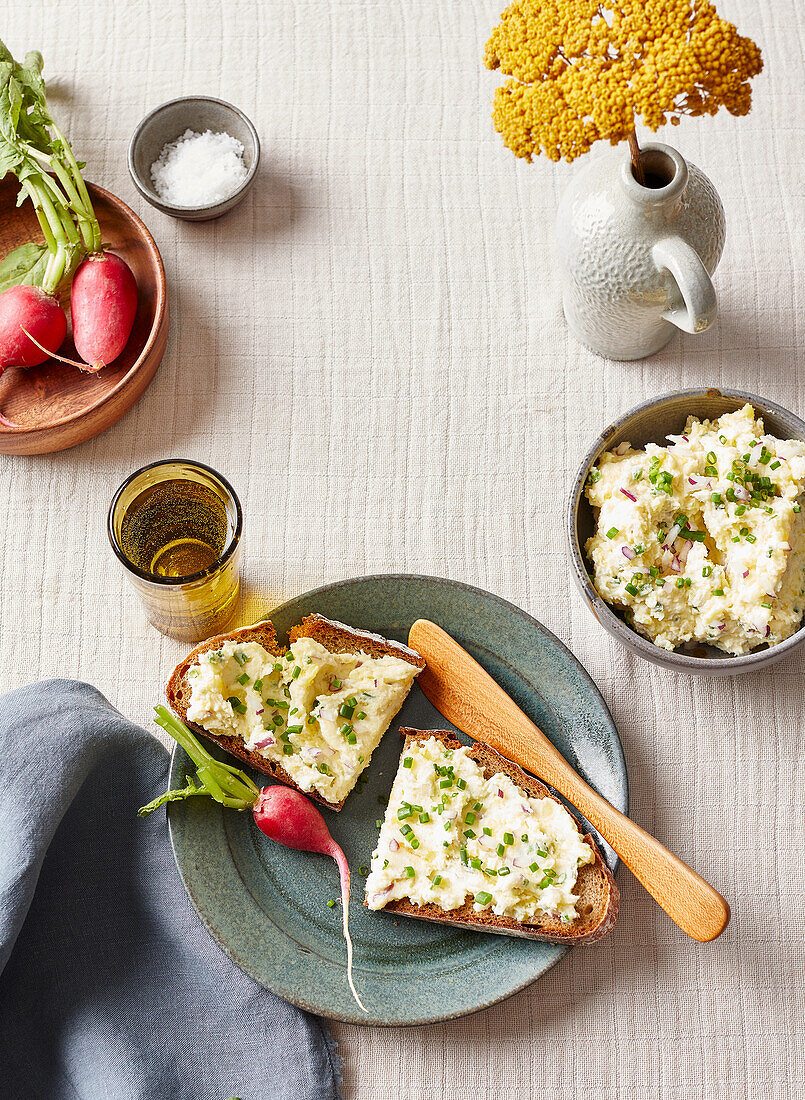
xmin=0 ymin=242 xmax=49 ymax=292
xmin=139 ymin=706 xmax=260 ymax=817
xmin=0 ymin=40 xmax=103 ymax=292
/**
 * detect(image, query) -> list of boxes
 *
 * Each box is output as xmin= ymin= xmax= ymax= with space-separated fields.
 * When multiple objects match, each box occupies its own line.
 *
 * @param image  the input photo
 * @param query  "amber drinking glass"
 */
xmin=108 ymin=459 xmax=242 ymax=641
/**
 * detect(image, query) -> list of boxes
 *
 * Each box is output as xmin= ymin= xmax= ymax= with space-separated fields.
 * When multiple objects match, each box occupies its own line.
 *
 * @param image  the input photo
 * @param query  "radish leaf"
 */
xmin=0 ymin=241 xmax=48 ymax=292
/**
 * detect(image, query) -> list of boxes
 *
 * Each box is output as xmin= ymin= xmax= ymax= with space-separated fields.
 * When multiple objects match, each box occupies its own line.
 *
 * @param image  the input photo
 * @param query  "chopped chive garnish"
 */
xmin=795 ymin=504 xmax=802 ymax=513
xmin=347 ymin=733 xmax=357 ymax=744
xmin=703 ymin=565 xmax=713 ymax=577
xmin=465 ymin=812 xmax=476 ymax=825
xmin=606 ymin=527 xmax=619 ymax=539
xmin=292 ymin=666 xmax=301 ymax=679
xmin=456 ymin=777 xmax=467 ymax=790
xmin=403 ymin=757 xmax=413 ymax=768
xmin=464 ymin=829 xmax=476 ymax=839
xmin=340 ymin=724 xmax=353 ymax=736
xmin=338 ymin=703 xmax=355 ymax=719
xmin=283 ymin=744 xmax=294 ymax=755
xmin=433 ymin=875 xmax=442 ymax=886
xmin=498 ymin=867 xmax=511 ymax=876
xmin=529 ymin=862 xmax=540 ymax=873
xmin=439 ymin=779 xmax=452 ymax=789
xmin=233 ymin=650 xmax=248 ymax=666
xmin=286 ymin=724 xmax=303 ymax=734
xmin=475 ymin=891 xmax=492 ymax=905
xmin=327 ymin=899 xmax=336 ymax=908
xmin=400 ymin=823 xmax=413 ymax=836
xmin=375 ymin=819 xmax=383 ymax=828
xmin=419 ymin=812 xmax=430 ymax=823
xmin=316 ymin=763 xmax=330 ymax=774
xmin=483 ymin=827 xmax=492 ymax=836
xmin=521 ymin=833 xmax=528 ymax=842
xmin=714 ymin=588 xmax=725 ymax=596
xmin=470 ymin=857 xmax=482 ymax=869
xmin=497 ymin=843 xmax=505 ymax=856
xmin=253 ymin=678 xmax=263 ymax=692
xmin=227 ymin=696 xmax=247 ymax=715
xmin=236 ymin=672 xmax=250 ymax=685
xmin=331 ymin=678 xmax=342 ymax=690
xmin=356 ymin=712 xmax=367 ymax=721
xmin=410 ymin=838 xmax=420 ymax=850
xmin=503 ymin=832 xmax=514 ymax=846
xmin=358 ymin=865 xmax=369 ymax=876
xmin=625 ymin=583 xmax=639 ymax=596
xmin=404 ymin=866 xmax=415 ymax=878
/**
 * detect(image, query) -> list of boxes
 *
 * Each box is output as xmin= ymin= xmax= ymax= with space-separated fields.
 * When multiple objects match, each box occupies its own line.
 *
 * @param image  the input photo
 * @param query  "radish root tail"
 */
xmin=332 ymin=846 xmax=367 ymax=1013
xmin=20 ymin=327 xmax=103 ymax=373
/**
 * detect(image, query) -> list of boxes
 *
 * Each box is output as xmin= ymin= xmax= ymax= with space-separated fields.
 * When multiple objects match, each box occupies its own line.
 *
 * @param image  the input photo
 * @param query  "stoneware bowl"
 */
xmin=568 ymin=388 xmax=805 ymax=674
xmin=128 ymin=96 xmax=259 ymax=221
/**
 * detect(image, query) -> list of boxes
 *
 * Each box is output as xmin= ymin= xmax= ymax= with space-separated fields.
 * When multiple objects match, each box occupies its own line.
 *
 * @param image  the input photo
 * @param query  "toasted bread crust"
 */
xmin=165 ymin=617 xmax=424 ymax=812
xmin=289 ymin=614 xmax=426 ymax=668
xmin=368 ymin=729 xmax=619 ymax=944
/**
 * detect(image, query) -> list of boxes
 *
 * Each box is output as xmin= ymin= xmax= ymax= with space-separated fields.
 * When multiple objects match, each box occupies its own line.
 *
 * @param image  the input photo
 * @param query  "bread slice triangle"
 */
xmin=367 ymin=728 xmax=619 ymax=944
xmin=166 ymin=615 xmax=423 ymax=811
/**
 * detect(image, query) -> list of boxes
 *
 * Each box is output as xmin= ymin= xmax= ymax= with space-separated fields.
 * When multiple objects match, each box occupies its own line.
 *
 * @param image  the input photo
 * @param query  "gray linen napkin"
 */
xmin=0 ymin=679 xmax=342 ymax=1100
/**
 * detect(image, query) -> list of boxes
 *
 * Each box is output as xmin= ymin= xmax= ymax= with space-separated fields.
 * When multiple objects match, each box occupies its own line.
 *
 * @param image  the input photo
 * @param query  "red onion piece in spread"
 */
xmin=622 ymin=545 xmax=636 ymax=560
xmin=620 ymin=488 xmax=636 ymax=502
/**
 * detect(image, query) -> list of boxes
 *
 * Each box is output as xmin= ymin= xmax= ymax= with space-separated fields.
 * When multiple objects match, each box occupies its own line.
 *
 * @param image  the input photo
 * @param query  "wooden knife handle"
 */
xmin=409 ymin=619 xmax=730 ymax=943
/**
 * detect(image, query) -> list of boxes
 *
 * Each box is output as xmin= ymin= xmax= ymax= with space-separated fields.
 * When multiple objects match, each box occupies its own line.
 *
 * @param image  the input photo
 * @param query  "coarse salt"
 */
xmin=150 ymin=128 xmax=249 ymax=207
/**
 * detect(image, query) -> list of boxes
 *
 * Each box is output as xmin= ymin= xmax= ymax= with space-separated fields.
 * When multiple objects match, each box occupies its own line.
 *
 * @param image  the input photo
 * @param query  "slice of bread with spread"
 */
xmin=364 ymin=729 xmax=618 ymax=943
xmin=166 ymin=614 xmax=424 ymax=811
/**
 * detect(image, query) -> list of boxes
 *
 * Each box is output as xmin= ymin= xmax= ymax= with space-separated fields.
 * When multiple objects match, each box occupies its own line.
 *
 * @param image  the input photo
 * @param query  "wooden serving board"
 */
xmin=0 ymin=178 xmax=168 ymax=455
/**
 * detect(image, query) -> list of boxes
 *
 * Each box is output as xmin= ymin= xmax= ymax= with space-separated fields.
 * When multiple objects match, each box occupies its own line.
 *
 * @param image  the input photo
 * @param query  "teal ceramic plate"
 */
xmin=168 ymin=574 xmax=628 ymax=1025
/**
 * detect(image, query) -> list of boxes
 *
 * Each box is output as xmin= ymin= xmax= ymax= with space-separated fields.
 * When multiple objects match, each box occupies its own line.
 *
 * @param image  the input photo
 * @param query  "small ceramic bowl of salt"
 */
xmin=128 ymin=96 xmax=259 ymax=220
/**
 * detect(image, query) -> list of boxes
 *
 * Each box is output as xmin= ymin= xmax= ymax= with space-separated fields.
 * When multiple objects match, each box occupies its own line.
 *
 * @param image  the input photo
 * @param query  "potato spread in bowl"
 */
xmin=585 ymin=405 xmax=805 ymax=655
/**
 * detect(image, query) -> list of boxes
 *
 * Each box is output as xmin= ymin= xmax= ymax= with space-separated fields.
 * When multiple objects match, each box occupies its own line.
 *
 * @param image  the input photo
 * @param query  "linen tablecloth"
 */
xmin=2 ymin=1 xmax=802 ymax=1097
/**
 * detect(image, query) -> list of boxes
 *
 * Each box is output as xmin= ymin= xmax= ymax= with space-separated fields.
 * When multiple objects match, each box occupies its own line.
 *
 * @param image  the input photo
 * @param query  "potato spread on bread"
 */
xmin=365 ymin=737 xmax=594 ymax=923
xmin=585 ymin=405 xmax=805 ymax=655
xmin=185 ymin=636 xmax=420 ymax=803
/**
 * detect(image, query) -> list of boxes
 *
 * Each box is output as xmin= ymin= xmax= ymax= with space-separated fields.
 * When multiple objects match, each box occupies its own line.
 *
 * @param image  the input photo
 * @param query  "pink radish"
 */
xmin=70 ymin=252 xmax=138 ymax=369
xmin=0 ymin=285 xmax=67 ymax=371
xmin=253 ymin=785 xmax=367 ymax=1013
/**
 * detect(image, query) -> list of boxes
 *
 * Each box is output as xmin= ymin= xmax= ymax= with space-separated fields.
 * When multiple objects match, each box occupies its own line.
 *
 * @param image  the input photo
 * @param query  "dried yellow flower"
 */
xmin=484 ymin=0 xmax=763 ymax=162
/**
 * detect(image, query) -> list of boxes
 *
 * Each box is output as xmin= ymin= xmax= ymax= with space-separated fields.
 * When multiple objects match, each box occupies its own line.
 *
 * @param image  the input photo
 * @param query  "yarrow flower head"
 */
xmin=484 ymin=0 xmax=763 ymax=162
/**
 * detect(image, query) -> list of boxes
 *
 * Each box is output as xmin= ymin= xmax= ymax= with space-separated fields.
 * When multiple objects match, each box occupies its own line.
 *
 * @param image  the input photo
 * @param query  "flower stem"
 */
xmin=628 ymin=128 xmax=645 ymax=186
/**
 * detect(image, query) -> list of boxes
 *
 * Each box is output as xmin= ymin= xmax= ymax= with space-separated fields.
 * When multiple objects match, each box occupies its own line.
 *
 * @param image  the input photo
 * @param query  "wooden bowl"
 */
xmin=0 ymin=178 xmax=168 ymax=455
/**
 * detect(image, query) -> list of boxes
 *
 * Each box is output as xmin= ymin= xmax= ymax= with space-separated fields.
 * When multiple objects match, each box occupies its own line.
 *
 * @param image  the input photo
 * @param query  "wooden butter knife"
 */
xmin=408 ymin=618 xmax=730 ymax=942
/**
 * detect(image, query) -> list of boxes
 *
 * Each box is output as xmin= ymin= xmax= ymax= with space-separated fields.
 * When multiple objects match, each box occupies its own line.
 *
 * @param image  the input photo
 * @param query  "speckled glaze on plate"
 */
xmin=568 ymin=389 xmax=805 ymax=674
xmin=168 ymin=574 xmax=627 ymax=1025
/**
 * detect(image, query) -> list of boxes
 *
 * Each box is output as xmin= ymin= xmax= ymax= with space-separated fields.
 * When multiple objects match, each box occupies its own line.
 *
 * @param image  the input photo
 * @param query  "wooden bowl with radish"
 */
xmin=0 ymin=176 xmax=167 ymax=455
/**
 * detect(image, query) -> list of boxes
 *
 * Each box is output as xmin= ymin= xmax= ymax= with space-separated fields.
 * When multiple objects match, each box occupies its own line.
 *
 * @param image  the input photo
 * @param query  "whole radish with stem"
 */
xmin=141 ymin=707 xmax=368 ymax=1013
xmin=0 ymin=42 xmax=138 ymax=372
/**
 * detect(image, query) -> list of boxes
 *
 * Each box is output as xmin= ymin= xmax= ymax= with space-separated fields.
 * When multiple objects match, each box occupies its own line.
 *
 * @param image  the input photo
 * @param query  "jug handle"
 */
xmin=652 ymin=238 xmax=717 ymax=335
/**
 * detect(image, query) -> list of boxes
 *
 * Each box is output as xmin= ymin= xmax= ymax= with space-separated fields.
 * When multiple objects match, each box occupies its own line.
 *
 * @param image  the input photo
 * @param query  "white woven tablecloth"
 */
xmin=3 ymin=1 xmax=803 ymax=1096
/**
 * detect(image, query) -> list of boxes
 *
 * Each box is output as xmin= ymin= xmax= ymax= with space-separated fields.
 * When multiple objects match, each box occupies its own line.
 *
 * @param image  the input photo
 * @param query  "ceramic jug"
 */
xmin=555 ymin=142 xmax=725 ymax=361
